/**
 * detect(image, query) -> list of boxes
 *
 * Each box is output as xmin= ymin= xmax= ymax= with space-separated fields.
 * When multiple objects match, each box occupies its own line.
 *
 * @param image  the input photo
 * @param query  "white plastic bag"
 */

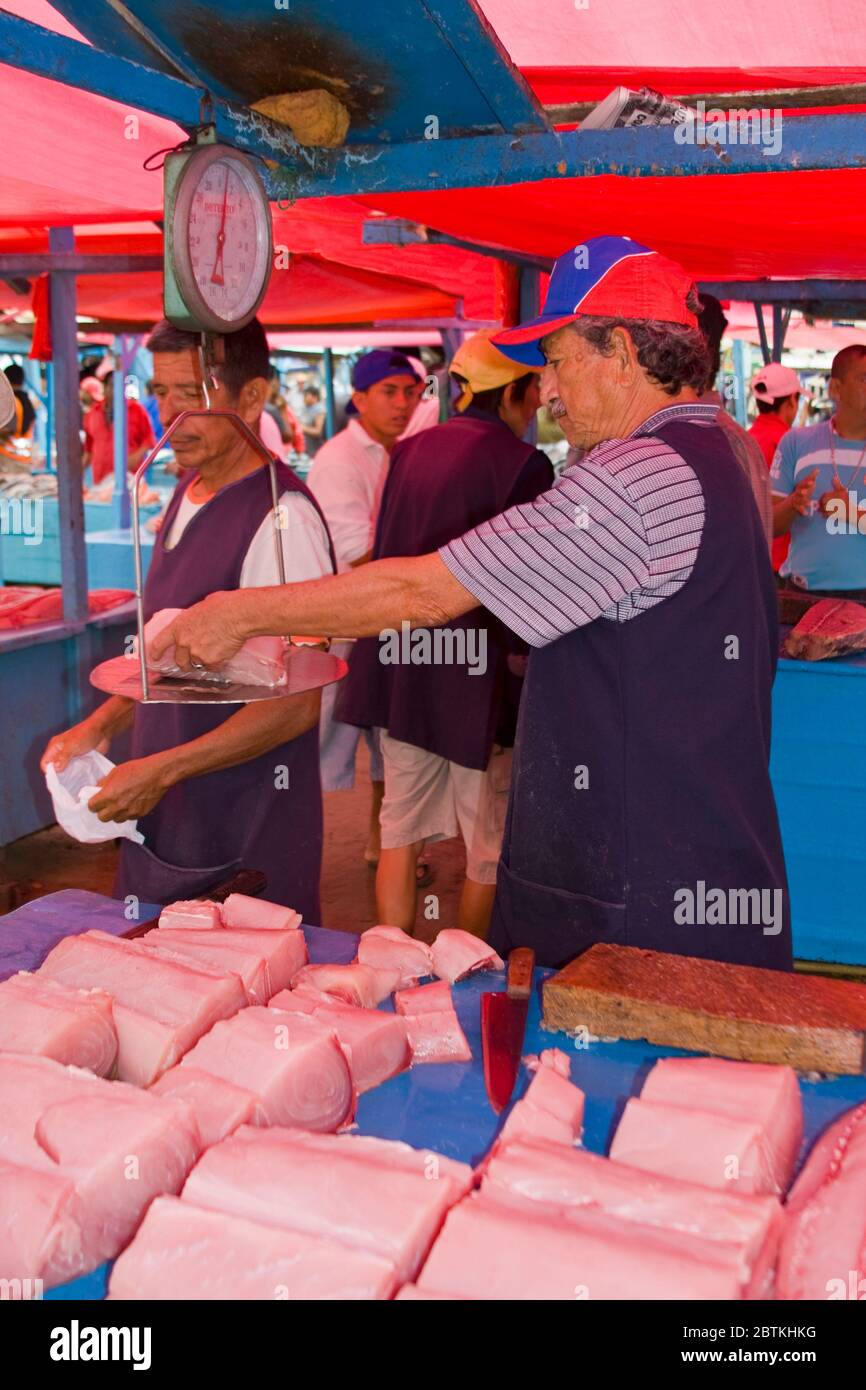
xmin=45 ymin=752 xmax=145 ymax=845
xmin=133 ymin=608 xmax=288 ymax=688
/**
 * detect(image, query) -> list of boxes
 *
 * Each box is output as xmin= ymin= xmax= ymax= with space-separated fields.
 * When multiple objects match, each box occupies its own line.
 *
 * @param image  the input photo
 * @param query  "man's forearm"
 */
xmin=163 ymin=691 xmax=321 ymax=786
xmin=236 ymin=553 xmax=477 ymax=642
xmin=772 ymin=495 xmax=795 ymax=535
xmin=88 ymin=696 xmax=135 ymax=740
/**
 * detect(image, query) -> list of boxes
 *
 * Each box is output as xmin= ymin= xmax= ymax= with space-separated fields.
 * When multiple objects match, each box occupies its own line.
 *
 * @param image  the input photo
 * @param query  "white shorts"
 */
xmin=378 ymin=731 xmax=513 ymax=885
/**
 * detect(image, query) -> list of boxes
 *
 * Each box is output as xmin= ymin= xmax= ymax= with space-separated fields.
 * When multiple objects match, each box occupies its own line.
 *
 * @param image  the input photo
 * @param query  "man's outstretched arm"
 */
xmin=151 ymin=552 xmax=478 ymax=671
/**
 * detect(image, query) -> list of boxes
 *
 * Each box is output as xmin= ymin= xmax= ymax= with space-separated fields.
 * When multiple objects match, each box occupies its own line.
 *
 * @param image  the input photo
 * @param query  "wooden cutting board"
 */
xmin=542 ymin=944 xmax=866 ymax=1075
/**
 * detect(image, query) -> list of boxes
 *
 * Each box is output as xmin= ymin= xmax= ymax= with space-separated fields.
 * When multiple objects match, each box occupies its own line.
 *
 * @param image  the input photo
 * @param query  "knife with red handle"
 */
xmin=481 ymin=946 xmax=536 ymax=1114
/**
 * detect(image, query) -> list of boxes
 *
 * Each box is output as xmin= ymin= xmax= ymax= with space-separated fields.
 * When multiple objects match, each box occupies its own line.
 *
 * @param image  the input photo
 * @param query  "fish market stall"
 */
xmin=0 ymin=890 xmax=864 ymax=1302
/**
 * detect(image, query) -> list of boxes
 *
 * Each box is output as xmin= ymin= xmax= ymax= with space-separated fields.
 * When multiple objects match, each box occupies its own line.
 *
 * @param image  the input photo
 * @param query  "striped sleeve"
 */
xmin=440 ymin=436 xmax=704 ymax=647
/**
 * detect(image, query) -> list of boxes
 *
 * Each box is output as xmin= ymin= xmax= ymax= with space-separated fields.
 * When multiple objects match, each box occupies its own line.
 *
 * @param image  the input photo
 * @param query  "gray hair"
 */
xmin=567 ymin=303 xmax=710 ymax=396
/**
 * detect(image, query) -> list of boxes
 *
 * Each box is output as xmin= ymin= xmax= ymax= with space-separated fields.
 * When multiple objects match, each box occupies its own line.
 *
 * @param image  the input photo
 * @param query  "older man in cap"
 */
xmin=152 ymin=237 xmax=791 ymax=972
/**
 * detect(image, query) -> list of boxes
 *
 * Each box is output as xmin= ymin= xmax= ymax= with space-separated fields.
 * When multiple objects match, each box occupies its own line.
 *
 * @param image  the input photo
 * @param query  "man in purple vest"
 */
xmin=335 ymin=331 xmax=552 ymax=938
xmin=41 ymin=319 xmax=335 ymax=918
xmin=152 ymin=239 xmax=792 ymax=971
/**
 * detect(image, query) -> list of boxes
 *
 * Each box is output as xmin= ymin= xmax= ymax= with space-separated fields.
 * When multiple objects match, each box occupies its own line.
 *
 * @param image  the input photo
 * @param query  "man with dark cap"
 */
xmin=152 ymin=237 xmax=792 ymax=972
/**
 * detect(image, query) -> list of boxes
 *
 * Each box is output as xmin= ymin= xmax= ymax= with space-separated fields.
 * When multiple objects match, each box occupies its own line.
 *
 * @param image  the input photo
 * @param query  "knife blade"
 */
xmin=481 ymin=946 xmax=535 ymax=1113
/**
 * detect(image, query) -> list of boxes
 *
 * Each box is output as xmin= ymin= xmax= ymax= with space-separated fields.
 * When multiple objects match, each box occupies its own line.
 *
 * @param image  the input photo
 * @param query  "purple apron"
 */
xmin=114 ymin=460 xmax=335 ymax=916
xmin=490 ymin=418 xmax=792 ymax=971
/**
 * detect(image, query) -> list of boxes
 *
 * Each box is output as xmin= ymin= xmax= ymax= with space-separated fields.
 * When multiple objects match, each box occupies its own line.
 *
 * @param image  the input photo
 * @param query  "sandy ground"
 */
xmin=1 ymin=747 xmax=466 ymax=943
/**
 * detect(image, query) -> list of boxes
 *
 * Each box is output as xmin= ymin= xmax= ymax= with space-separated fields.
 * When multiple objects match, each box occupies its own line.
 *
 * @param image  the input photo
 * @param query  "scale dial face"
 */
xmin=171 ymin=145 xmax=273 ymax=333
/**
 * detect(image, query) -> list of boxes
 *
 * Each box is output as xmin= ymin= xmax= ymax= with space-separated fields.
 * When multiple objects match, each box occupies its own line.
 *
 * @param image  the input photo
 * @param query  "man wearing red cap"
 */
xmin=152 ymin=237 xmax=791 ymax=972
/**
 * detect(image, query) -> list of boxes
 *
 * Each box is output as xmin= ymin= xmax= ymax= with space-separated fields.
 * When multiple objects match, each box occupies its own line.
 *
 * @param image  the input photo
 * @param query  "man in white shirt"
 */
xmin=42 ymin=318 xmax=334 ymax=916
xmin=307 ymin=350 xmax=421 ymax=864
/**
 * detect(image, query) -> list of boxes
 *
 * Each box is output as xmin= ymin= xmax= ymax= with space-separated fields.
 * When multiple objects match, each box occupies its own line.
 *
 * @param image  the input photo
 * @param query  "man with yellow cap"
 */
xmin=332 ymin=330 xmax=552 ymax=936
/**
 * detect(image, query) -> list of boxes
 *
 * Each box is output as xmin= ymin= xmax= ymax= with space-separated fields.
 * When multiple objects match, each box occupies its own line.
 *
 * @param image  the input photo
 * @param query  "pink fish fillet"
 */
xmin=640 ymin=1057 xmax=803 ymax=1196
xmin=34 ymin=1088 xmax=199 ymax=1282
xmin=268 ymin=990 xmax=410 ymax=1093
xmin=292 ymin=962 xmax=400 ymax=1008
xmin=394 ymin=981 xmax=453 ymax=1015
xmin=392 ymin=979 xmax=470 ymax=1064
xmin=611 ymin=1098 xmax=779 ymax=1196
xmin=777 ymin=1102 xmax=866 ymax=1300
xmin=180 ymin=1007 xmax=354 ymax=1132
xmin=158 ymin=900 xmax=222 ymax=930
xmin=482 ymin=1138 xmax=782 ymax=1299
xmin=181 ymin=1126 xmax=474 ymax=1283
xmin=143 ymin=925 xmax=306 ymax=997
xmin=0 ymin=1053 xmax=200 ymax=1288
xmin=220 ymin=893 xmax=302 ymax=932
xmin=39 ymin=930 xmax=247 ymax=1086
xmin=0 ymin=974 xmax=117 ymax=1077
xmin=356 ymin=926 xmax=433 ymax=988
xmin=417 ymin=1190 xmax=745 ymax=1300
xmin=150 ymin=1066 xmax=258 ymax=1148
xmin=140 ymin=928 xmax=269 ymax=1005
xmin=525 ymin=1048 xmax=572 ymax=1078
xmin=0 ymin=1158 xmax=84 ymax=1291
xmin=430 ymin=929 xmax=504 ymax=984
xmin=403 ymin=1011 xmax=472 ymax=1065
xmin=108 ymin=1196 xmax=398 ymax=1300
xmin=497 ymin=1064 xmax=585 ymax=1149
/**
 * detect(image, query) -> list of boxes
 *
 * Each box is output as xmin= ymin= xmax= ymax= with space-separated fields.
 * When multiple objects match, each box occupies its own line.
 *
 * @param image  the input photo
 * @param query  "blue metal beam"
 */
xmin=48 ymin=227 xmax=88 ymax=625
xmin=4 ymin=11 xmax=866 ymax=199
xmin=698 ymin=280 xmax=866 ymax=303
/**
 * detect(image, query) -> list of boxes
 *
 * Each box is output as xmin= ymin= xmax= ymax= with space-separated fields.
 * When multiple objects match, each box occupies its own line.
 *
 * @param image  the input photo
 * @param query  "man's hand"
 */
xmin=149 ymin=590 xmax=253 ymax=671
xmin=819 ymin=472 xmax=851 ymax=519
xmin=87 ymin=756 xmax=173 ymax=823
xmin=791 ymin=468 xmax=819 ymax=515
xmin=41 ymin=720 xmax=108 ymax=774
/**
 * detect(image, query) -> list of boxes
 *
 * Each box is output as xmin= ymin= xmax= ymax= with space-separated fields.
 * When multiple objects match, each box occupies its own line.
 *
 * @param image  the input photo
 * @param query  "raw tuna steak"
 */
xmin=403 ymin=1010 xmax=472 ymax=1065
xmin=39 ymin=930 xmax=247 ymax=1086
xmin=784 ymin=598 xmax=866 ymax=661
xmin=267 ymin=990 xmax=410 ymax=1093
xmin=143 ymin=925 xmax=306 ymax=997
xmin=640 ymin=1057 xmax=803 ymax=1195
xmin=482 ymin=1138 xmax=782 ymax=1298
xmin=180 ymin=1007 xmax=354 ymax=1132
xmin=0 ymin=1053 xmax=200 ymax=1288
xmin=0 ymin=1157 xmax=82 ymax=1292
xmin=431 ymin=929 xmax=504 ymax=984
xmin=292 ymin=962 xmax=400 ymax=1008
xmin=141 ymin=928 xmax=269 ymax=1004
xmin=0 ymin=974 xmax=116 ymax=1077
xmin=394 ymin=981 xmax=453 ymax=1015
xmin=220 ymin=893 xmax=301 ymax=932
xmin=417 ymin=1190 xmax=744 ymax=1300
xmin=109 ymin=1196 xmax=398 ymax=1300
xmin=158 ymin=900 xmax=222 ymax=930
xmin=356 ymin=926 xmax=433 ymax=988
xmin=181 ymin=1126 xmax=473 ymax=1283
xmin=611 ymin=1098 xmax=780 ymax=1196
xmin=497 ymin=1061 xmax=585 ymax=1149
xmin=150 ymin=1066 xmax=258 ymax=1148
xmin=777 ymin=1102 xmax=866 ymax=1300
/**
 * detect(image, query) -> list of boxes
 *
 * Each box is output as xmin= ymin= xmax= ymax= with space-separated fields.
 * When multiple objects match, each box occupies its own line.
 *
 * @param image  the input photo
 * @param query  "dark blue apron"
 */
xmin=489 ymin=417 xmax=792 ymax=971
xmin=114 ymin=459 xmax=335 ymax=916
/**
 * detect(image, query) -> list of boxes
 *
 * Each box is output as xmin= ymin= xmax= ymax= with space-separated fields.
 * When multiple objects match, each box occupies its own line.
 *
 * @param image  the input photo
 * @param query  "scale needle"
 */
xmin=210 ymin=168 xmax=229 ymax=286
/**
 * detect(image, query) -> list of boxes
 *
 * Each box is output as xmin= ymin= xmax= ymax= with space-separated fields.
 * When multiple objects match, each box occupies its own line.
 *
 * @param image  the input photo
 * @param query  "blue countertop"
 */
xmin=11 ymin=893 xmax=860 ymax=1300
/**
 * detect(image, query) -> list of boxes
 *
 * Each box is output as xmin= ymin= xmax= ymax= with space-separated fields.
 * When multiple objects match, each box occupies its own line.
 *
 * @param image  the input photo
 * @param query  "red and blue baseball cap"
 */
xmin=346 ymin=349 xmax=421 ymax=414
xmin=493 ymin=236 xmax=698 ymax=367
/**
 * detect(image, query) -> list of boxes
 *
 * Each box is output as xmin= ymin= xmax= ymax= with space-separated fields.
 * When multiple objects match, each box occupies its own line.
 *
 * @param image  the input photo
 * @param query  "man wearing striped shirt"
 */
xmin=153 ymin=236 xmax=791 ymax=973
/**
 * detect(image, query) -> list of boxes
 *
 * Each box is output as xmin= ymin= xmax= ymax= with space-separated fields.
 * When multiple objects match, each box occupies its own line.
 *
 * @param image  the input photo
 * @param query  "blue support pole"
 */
xmin=322 ymin=348 xmax=335 ymax=440
xmin=518 ymin=268 xmax=541 ymax=446
xmin=112 ymin=341 xmax=130 ymax=529
xmin=732 ymin=338 xmax=749 ymax=427
xmin=49 ymin=226 xmax=87 ymax=624
xmin=45 ymin=362 xmax=54 ymax=471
